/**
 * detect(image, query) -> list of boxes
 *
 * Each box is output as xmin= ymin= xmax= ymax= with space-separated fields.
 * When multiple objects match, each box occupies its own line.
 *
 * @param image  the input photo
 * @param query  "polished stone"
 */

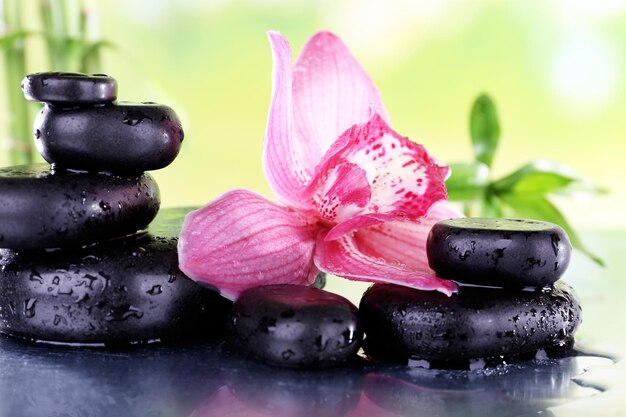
xmin=227 ymin=284 xmax=362 ymax=368
xmin=427 ymin=218 xmax=571 ymax=288
xmin=0 ymin=208 xmax=231 ymax=346
xmin=0 ymin=164 xmax=160 ymax=249
xmin=34 ymin=102 xmax=184 ymax=173
xmin=359 ymin=282 xmax=581 ymax=367
xmin=22 ymin=72 xmax=117 ymax=105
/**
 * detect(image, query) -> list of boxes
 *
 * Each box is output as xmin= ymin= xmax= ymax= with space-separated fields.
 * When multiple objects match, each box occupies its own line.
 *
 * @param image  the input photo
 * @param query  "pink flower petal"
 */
xmin=309 ymin=114 xmax=450 ymax=239
xmin=263 ymin=32 xmax=312 ymax=209
xmin=293 ymin=31 xmax=390 ymax=172
xmin=314 ymin=231 xmax=458 ymax=296
xmin=178 ymin=189 xmax=321 ymax=300
xmin=317 ymin=162 xmax=371 ymax=225
xmin=352 ymin=200 xmax=463 ymax=271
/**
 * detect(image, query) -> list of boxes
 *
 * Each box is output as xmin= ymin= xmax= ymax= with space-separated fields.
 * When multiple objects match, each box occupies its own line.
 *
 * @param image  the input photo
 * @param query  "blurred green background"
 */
xmin=1 ymin=0 xmax=624 ymax=229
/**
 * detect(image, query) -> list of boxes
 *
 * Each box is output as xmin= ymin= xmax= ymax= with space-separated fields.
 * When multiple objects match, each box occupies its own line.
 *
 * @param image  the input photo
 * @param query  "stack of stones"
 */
xmin=0 ymin=72 xmax=230 ymax=346
xmin=359 ymin=218 xmax=583 ymax=369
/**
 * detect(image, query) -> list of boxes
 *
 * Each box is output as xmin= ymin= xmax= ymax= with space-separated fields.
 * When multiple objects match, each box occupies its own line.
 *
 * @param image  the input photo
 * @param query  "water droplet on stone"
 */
xmin=24 ymin=298 xmax=37 ymax=318
xmin=146 ymin=285 xmax=162 ymax=296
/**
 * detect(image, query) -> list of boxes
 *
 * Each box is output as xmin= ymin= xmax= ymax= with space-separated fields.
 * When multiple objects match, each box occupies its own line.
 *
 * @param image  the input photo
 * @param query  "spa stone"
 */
xmin=227 ymin=285 xmax=362 ymax=368
xmin=427 ymin=218 xmax=571 ymax=288
xmin=0 ymin=208 xmax=232 ymax=346
xmin=0 ymin=164 xmax=159 ymax=249
xmin=359 ymin=282 xmax=581 ymax=367
xmin=22 ymin=72 xmax=117 ymax=105
xmin=35 ymin=102 xmax=184 ymax=173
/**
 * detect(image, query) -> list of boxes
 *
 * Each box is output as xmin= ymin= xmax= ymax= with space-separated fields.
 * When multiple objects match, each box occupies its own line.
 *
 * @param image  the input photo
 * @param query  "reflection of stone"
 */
xmin=226 ymin=357 xmax=363 ymax=417
xmin=358 ymin=355 xmax=604 ymax=417
xmin=0 ymin=337 xmax=225 ymax=417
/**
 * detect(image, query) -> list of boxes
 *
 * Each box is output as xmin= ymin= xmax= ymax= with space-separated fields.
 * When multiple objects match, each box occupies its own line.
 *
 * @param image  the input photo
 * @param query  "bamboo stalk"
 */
xmin=1 ymin=0 xmax=32 ymax=165
xmin=80 ymin=0 xmax=101 ymax=73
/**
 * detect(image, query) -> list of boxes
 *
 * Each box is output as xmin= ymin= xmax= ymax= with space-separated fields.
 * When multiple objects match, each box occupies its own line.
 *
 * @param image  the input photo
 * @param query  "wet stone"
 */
xmin=0 ymin=164 xmax=160 ymax=249
xmin=359 ymin=283 xmax=582 ymax=367
xmin=35 ymin=102 xmax=184 ymax=173
xmin=427 ymin=218 xmax=571 ymax=288
xmin=22 ymin=72 xmax=117 ymax=105
xmin=227 ymin=285 xmax=363 ymax=368
xmin=0 ymin=208 xmax=232 ymax=346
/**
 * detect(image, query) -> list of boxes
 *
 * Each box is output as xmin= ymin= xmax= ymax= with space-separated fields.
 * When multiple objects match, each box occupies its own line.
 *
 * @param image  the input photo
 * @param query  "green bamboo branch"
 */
xmin=1 ymin=0 xmax=32 ymax=165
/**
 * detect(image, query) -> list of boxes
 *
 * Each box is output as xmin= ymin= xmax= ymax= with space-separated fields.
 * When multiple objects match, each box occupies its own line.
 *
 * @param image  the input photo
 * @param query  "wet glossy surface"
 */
xmin=360 ymin=282 xmax=581 ymax=365
xmin=0 ymin=211 xmax=622 ymax=416
xmin=0 ymin=209 xmax=231 ymax=345
xmin=0 ymin=164 xmax=160 ymax=249
xmin=21 ymin=72 xmax=117 ymax=105
xmin=227 ymin=285 xmax=362 ymax=368
xmin=427 ymin=218 xmax=571 ymax=287
xmin=35 ymin=102 xmax=184 ymax=173
xmin=0 ymin=336 xmax=614 ymax=417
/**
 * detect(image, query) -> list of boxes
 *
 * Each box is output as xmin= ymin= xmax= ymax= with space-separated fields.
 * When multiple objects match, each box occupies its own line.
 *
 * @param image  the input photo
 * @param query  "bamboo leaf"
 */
xmin=499 ymin=195 xmax=605 ymax=266
xmin=446 ymin=161 xmax=490 ymax=201
xmin=0 ymin=30 xmax=32 ymax=49
xmin=492 ymin=160 xmax=604 ymax=197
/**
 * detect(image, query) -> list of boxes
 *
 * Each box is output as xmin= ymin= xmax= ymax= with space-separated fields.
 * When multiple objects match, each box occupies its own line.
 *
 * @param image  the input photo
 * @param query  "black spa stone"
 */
xmin=227 ymin=285 xmax=362 ymax=368
xmin=427 ymin=218 xmax=571 ymax=288
xmin=0 ymin=208 xmax=232 ymax=345
xmin=22 ymin=72 xmax=117 ymax=105
xmin=34 ymin=102 xmax=184 ymax=173
xmin=359 ymin=283 xmax=581 ymax=367
xmin=0 ymin=164 xmax=159 ymax=249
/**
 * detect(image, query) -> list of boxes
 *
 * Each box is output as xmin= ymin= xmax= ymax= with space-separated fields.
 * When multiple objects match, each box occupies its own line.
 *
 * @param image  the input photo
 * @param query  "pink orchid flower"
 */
xmin=178 ymin=31 xmax=460 ymax=300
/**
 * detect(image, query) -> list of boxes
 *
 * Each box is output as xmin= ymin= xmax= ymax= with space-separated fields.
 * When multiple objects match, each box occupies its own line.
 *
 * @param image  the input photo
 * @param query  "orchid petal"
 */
xmin=293 ymin=31 xmax=390 ymax=171
xmin=309 ymin=114 xmax=449 ymax=239
xmin=317 ymin=162 xmax=371 ymax=225
xmin=314 ymin=231 xmax=458 ymax=296
xmin=178 ymin=189 xmax=320 ymax=300
xmin=263 ymin=32 xmax=311 ymax=209
xmin=352 ymin=200 xmax=463 ymax=271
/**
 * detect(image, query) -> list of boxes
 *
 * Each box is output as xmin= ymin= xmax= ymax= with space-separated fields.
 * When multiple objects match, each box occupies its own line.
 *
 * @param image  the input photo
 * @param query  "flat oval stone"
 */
xmin=0 ymin=208 xmax=232 ymax=346
xmin=34 ymin=102 xmax=184 ymax=172
xmin=427 ymin=218 xmax=571 ymax=287
xmin=227 ymin=285 xmax=362 ymax=368
xmin=22 ymin=72 xmax=117 ymax=104
xmin=359 ymin=283 xmax=581 ymax=367
xmin=0 ymin=164 xmax=160 ymax=249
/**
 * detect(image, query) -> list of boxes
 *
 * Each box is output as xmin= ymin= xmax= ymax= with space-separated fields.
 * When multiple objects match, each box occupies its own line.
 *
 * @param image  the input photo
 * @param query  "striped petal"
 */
xmin=314 ymin=230 xmax=458 ymax=296
xmin=293 ymin=31 xmax=390 ymax=169
xmin=263 ymin=32 xmax=312 ymax=209
xmin=178 ymin=189 xmax=321 ymax=300
xmin=352 ymin=201 xmax=463 ymax=271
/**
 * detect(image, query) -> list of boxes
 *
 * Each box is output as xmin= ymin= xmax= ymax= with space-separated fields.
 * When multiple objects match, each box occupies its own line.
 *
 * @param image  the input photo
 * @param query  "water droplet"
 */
xmin=281 ymin=349 xmax=295 ymax=360
xmin=29 ymin=271 xmax=43 ymax=284
xmin=146 ymin=285 xmax=162 ymax=296
xmin=122 ymin=110 xmax=152 ymax=126
xmin=105 ymin=304 xmax=144 ymax=322
xmin=24 ymin=298 xmax=37 ymax=318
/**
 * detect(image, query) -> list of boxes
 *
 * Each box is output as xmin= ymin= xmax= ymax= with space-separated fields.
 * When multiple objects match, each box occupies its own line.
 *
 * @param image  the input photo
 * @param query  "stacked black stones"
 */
xmin=359 ymin=218 xmax=582 ymax=369
xmin=0 ymin=72 xmax=229 ymax=346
